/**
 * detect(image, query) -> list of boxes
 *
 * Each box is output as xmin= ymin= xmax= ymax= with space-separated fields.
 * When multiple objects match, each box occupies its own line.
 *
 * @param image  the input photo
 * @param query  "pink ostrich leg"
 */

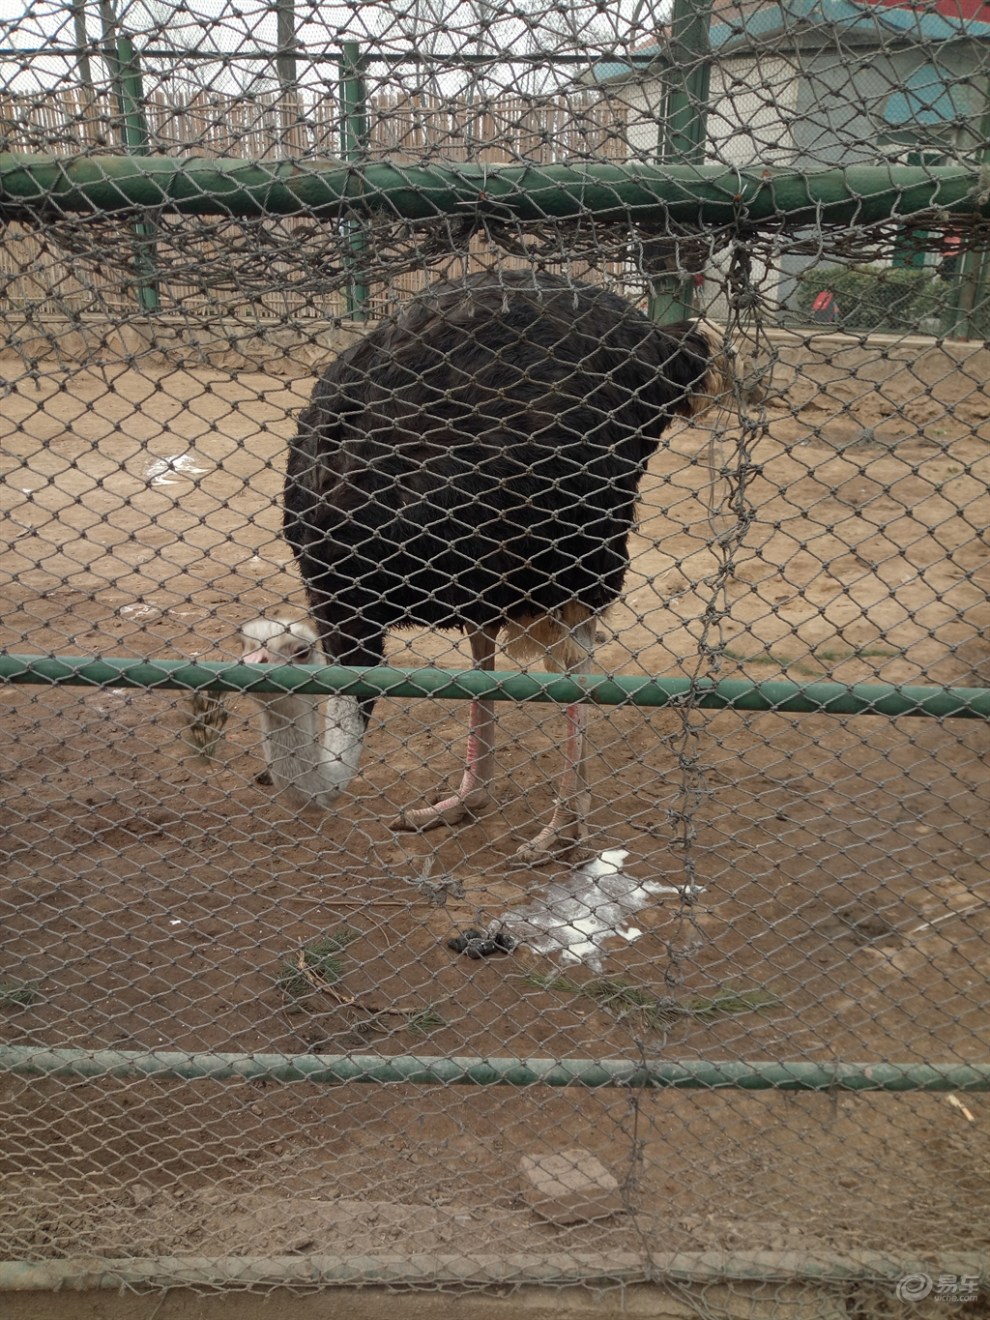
xmin=393 ymin=616 xmax=596 ymax=859
xmin=391 ymin=625 xmax=498 ymax=830
xmin=514 ymin=699 xmax=590 ymax=862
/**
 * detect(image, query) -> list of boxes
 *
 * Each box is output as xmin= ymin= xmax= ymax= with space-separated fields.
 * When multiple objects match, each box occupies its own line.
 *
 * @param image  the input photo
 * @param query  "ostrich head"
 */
xmin=241 ymin=617 xmax=322 ymax=669
xmin=240 ymin=616 xmax=364 ymax=809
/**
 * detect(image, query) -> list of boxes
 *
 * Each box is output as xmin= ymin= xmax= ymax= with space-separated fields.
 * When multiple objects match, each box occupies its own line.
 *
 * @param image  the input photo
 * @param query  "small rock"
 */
xmin=519 ymin=1149 xmax=624 ymax=1225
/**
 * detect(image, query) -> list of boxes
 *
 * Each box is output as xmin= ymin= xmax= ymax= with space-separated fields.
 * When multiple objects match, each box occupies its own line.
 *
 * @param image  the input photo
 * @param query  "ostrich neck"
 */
xmin=260 ymin=692 xmax=364 ymax=808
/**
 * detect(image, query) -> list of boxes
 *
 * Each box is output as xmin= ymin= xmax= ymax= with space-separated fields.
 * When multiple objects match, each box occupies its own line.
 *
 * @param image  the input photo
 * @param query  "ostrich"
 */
xmin=243 ymin=270 xmax=727 ymax=860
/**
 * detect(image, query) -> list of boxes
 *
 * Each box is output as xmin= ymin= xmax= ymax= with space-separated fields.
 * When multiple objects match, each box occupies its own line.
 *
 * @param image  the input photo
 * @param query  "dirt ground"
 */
xmin=0 ymin=328 xmax=988 ymax=1293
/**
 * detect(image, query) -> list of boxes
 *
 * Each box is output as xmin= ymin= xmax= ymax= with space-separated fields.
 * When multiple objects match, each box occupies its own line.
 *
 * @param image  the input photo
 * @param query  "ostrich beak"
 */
xmin=242 ymin=646 xmax=272 ymax=665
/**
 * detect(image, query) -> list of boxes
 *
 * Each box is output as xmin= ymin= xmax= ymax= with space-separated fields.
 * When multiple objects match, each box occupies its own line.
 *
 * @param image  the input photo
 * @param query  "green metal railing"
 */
xmin=2 ymin=1047 xmax=989 ymax=1090
xmin=2 ymin=154 xmax=989 ymax=228
xmin=1 ymin=655 xmax=988 ymax=719
xmin=1 ymin=1246 xmax=984 ymax=1294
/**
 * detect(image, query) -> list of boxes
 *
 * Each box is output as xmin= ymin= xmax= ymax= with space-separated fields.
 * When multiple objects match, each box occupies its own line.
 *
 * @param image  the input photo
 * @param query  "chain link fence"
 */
xmin=1 ymin=0 xmax=989 ymax=1313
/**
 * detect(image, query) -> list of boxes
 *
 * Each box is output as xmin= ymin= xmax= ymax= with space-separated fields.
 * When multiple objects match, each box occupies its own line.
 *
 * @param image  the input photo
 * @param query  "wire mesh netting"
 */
xmin=1 ymin=0 xmax=989 ymax=1311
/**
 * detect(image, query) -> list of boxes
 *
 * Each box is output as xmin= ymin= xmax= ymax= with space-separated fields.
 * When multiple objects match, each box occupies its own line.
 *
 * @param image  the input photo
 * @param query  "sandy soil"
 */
xmin=0 ymin=332 xmax=988 ymax=1278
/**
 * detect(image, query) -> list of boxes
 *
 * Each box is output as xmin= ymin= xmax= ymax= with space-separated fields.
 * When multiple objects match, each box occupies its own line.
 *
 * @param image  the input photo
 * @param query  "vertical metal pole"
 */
xmin=944 ymin=102 xmax=990 ymax=340
xmin=944 ymin=231 xmax=983 ymax=340
xmin=115 ymin=34 xmax=151 ymax=156
xmin=97 ymin=0 xmax=123 ymax=136
xmin=98 ymin=3 xmax=119 ymax=78
xmin=116 ymin=34 xmax=160 ymax=314
xmin=275 ymin=0 xmax=297 ymax=91
xmin=340 ymin=41 xmax=370 ymax=321
xmin=955 ymin=246 xmax=989 ymax=341
xmin=94 ymin=6 xmax=159 ymax=311
xmin=70 ymin=0 xmax=94 ymax=93
xmin=274 ymin=0 xmax=297 ymax=150
xmin=649 ymin=0 xmax=712 ymax=323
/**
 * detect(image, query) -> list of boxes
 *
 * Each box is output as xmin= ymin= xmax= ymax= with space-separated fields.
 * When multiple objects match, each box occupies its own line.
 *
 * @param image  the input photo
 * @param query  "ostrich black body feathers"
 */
xmin=284 ymin=269 xmax=717 ymax=674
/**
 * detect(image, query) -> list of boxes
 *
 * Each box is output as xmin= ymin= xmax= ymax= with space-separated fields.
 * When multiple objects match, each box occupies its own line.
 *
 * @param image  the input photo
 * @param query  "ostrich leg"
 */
xmin=391 ymin=625 xmax=498 ymax=831
xmin=515 ymin=619 xmax=596 ymax=863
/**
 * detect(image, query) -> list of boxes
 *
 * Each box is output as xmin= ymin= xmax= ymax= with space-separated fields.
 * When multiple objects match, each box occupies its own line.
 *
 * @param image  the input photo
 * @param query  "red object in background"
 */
xmin=811 ymin=290 xmax=839 ymax=322
xmin=859 ymin=0 xmax=990 ymax=20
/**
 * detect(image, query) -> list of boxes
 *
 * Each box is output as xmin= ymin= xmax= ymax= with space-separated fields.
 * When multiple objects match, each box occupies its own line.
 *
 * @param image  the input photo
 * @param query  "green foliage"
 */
xmin=0 ymin=979 xmax=41 ymax=1009
xmin=795 ymin=263 xmax=945 ymax=332
xmin=406 ymin=1007 xmax=446 ymax=1036
xmin=276 ymin=930 xmax=358 ymax=1002
xmin=526 ymin=974 xmax=778 ymax=1032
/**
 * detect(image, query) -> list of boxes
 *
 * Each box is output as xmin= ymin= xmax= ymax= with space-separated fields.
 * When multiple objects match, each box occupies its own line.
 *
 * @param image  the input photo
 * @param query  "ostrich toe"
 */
xmin=514 ymin=802 xmax=590 ymax=863
xmin=390 ymin=787 xmax=491 ymax=832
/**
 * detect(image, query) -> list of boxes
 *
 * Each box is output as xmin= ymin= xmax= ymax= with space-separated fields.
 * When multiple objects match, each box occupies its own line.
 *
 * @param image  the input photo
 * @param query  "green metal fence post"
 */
xmin=274 ymin=0 xmax=298 ymax=151
xmin=944 ymin=86 xmax=990 ymax=340
xmin=91 ymin=18 xmax=166 ymax=315
xmin=340 ymin=41 xmax=370 ymax=320
xmin=116 ymin=33 xmax=160 ymax=314
xmin=650 ymin=0 xmax=712 ymax=324
xmin=97 ymin=0 xmax=121 ymax=120
xmin=275 ymin=0 xmax=296 ymax=92
xmin=70 ymin=0 xmax=94 ymax=94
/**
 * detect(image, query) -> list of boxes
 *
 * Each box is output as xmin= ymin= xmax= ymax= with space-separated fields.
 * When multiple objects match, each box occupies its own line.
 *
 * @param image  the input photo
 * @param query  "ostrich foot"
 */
xmin=514 ymin=798 xmax=591 ymax=864
xmin=392 ymin=686 xmax=497 ymax=833
xmin=390 ymin=788 xmax=491 ymax=832
xmin=515 ymin=826 xmax=587 ymax=864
